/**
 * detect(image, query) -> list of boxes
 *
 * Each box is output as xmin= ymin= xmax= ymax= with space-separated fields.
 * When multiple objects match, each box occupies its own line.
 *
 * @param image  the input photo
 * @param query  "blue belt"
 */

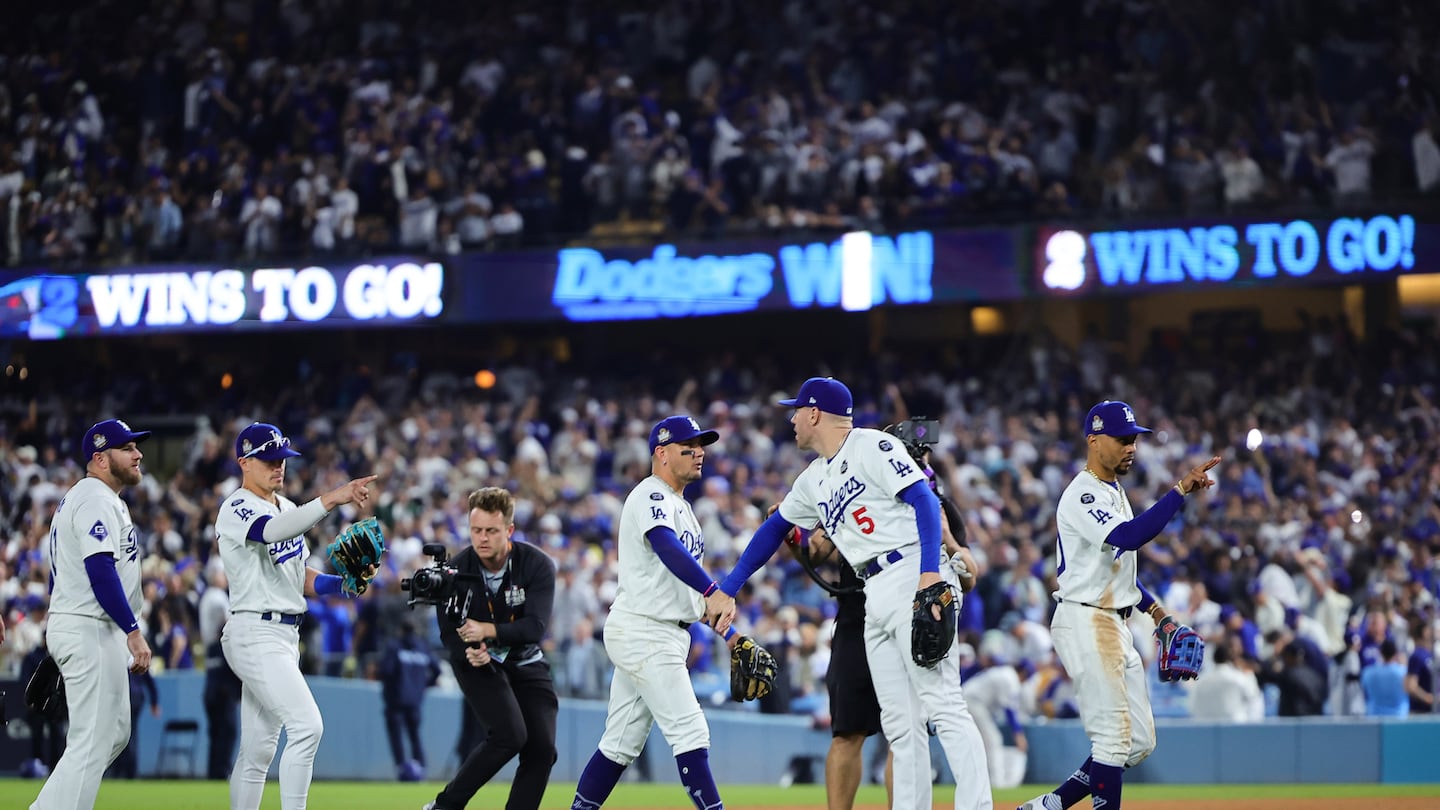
xmin=260 ymin=611 xmax=304 ymax=626
xmin=1057 ymin=598 xmax=1132 ymax=620
xmin=860 ymin=549 xmax=904 ymax=580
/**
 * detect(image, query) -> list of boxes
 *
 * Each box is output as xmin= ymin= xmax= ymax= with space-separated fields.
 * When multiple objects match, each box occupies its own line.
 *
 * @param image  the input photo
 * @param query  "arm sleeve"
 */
xmin=1104 ymin=490 xmax=1184 ymax=552
xmin=141 ymin=670 xmax=159 ymax=704
xmin=492 ymin=549 xmax=555 ymax=648
xmin=1003 ymin=707 xmax=1022 ymax=735
xmin=83 ymin=552 xmax=139 ymax=633
xmin=899 ymin=479 xmax=942 ymax=573
xmin=1137 ymin=581 xmax=1158 ymax=612
xmin=258 ymin=498 xmax=329 ymax=543
xmin=720 ymin=510 xmax=794 ymax=596
xmin=647 ymin=526 xmax=716 ymax=594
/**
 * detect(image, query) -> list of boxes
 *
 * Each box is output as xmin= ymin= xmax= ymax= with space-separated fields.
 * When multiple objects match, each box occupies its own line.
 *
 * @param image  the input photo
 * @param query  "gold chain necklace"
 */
xmin=1083 ymin=466 xmax=1131 ymax=517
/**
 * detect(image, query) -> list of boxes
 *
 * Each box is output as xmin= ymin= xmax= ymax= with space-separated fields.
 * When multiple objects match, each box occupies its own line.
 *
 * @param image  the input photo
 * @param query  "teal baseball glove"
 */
xmin=325 ymin=517 xmax=387 ymax=596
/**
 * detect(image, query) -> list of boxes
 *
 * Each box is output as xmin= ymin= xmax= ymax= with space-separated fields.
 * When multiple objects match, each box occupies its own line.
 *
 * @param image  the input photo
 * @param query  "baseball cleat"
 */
xmin=1018 ymin=794 xmax=1062 ymax=810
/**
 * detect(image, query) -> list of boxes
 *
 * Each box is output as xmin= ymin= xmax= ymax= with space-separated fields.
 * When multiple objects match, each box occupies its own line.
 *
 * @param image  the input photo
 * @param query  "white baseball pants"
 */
xmin=862 ymin=554 xmax=993 ymax=810
xmin=29 ymin=614 xmax=131 ymax=810
xmin=222 ymin=614 xmax=324 ymax=810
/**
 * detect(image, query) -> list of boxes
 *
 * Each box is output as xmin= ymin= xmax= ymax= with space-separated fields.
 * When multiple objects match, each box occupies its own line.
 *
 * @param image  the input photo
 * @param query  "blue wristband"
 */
xmin=315 ymin=574 xmax=344 ymax=595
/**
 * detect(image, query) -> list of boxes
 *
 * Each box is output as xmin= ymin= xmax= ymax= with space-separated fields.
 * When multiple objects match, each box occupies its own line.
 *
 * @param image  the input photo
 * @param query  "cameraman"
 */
xmin=423 ymin=487 xmax=559 ymax=810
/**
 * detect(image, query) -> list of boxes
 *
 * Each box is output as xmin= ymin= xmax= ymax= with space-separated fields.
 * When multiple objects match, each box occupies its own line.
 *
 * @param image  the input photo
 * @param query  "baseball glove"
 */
xmin=24 ymin=654 xmax=66 ymax=722
xmin=730 ymin=634 xmax=778 ymax=702
xmin=911 ymin=581 xmax=957 ymax=668
xmin=325 ymin=517 xmax=387 ymax=596
xmin=1155 ymin=614 xmax=1205 ymax=682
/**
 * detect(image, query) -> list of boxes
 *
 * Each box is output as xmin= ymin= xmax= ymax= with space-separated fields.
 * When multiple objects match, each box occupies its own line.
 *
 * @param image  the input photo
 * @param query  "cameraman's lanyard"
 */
xmin=480 ymin=560 xmax=512 ymax=663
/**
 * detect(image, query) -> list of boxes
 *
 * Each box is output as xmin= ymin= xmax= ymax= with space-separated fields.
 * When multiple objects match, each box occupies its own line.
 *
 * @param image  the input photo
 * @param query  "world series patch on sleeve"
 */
xmin=326 ymin=517 xmax=387 ymax=595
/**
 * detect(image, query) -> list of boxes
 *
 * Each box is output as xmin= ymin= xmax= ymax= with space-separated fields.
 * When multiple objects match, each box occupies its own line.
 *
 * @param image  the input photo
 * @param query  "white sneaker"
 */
xmin=1017 ymin=794 xmax=1062 ymax=810
xmin=421 ymin=803 xmax=437 ymax=810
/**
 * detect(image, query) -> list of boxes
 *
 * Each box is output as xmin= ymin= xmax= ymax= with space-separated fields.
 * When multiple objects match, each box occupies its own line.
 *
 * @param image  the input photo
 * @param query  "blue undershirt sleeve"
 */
xmin=1137 ymin=581 xmax=1158 ymax=612
xmin=1104 ymin=489 xmax=1185 ymax=552
xmin=1003 ymin=707 xmax=1022 ymax=735
xmin=720 ymin=511 xmax=793 ymax=596
xmin=646 ymin=526 xmax=717 ymax=594
xmin=899 ymin=479 xmax=942 ymax=573
xmin=83 ymin=553 xmax=139 ymax=634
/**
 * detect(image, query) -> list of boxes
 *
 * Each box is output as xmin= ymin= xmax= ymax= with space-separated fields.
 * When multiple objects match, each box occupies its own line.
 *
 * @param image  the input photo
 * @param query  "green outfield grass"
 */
xmin=3 ymin=779 xmax=1439 ymax=809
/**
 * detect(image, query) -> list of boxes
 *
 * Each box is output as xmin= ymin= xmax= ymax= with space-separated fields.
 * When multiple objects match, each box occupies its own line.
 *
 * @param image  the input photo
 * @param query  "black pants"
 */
xmin=28 ymin=713 xmax=66 ymax=766
xmin=385 ymin=703 xmax=425 ymax=766
xmin=204 ymin=689 xmax=239 ymax=780
xmin=435 ymin=659 xmax=558 ymax=810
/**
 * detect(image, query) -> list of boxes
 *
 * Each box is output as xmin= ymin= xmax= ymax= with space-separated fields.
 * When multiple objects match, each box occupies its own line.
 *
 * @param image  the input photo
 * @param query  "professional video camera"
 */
xmin=883 ymin=417 xmax=941 ymax=464
xmin=401 ymin=543 xmax=483 ymax=610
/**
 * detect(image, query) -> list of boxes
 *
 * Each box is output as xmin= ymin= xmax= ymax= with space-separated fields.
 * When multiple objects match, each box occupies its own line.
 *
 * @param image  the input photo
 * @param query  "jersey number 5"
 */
xmin=852 ymin=507 xmax=875 ymax=534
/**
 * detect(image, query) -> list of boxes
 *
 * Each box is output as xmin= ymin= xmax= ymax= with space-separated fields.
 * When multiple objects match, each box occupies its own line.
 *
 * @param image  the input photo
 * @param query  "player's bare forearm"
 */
xmin=807 ymin=526 xmax=837 ymax=563
xmin=1144 ymin=602 xmax=1168 ymax=625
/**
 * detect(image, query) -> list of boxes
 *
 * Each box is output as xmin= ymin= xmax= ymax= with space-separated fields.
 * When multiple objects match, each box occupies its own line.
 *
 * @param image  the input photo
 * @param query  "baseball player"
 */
xmin=710 ymin=377 xmax=993 ymax=810
xmin=571 ymin=415 xmax=736 ymax=810
xmin=30 ymin=419 xmax=154 ymax=810
xmin=1019 ymin=401 xmax=1217 ymax=810
xmin=218 ymin=422 xmax=376 ymax=810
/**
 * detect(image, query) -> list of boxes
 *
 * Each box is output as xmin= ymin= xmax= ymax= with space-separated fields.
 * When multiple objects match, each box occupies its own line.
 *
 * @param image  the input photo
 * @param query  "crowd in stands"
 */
xmin=0 ymin=312 xmax=1437 ymax=735
xmin=5 ymin=0 xmax=1440 ymax=266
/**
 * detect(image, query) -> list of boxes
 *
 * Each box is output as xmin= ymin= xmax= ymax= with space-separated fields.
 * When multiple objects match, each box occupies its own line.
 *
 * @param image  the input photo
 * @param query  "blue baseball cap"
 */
xmin=778 ymin=376 xmax=854 ymax=416
xmin=1084 ymin=400 xmax=1151 ymax=437
xmin=81 ymin=419 xmax=151 ymax=460
xmin=236 ymin=422 xmax=302 ymax=461
xmin=649 ymin=415 xmax=720 ymax=453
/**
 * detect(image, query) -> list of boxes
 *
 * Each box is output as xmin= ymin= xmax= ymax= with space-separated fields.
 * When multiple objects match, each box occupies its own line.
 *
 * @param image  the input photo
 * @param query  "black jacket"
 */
xmin=438 ymin=541 xmax=556 ymax=669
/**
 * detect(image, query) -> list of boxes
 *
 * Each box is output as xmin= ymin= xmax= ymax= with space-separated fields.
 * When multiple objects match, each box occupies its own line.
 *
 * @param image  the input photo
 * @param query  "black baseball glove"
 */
xmin=24 ymin=654 xmax=66 ymax=722
xmin=911 ymin=581 xmax=957 ymax=668
xmin=730 ymin=634 xmax=778 ymax=702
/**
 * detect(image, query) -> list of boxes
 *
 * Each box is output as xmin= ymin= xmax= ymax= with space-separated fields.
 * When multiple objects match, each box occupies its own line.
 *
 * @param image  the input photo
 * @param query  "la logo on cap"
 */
xmin=687 ymin=417 xmax=699 ymax=430
xmin=1123 ymin=406 xmax=1136 ymax=423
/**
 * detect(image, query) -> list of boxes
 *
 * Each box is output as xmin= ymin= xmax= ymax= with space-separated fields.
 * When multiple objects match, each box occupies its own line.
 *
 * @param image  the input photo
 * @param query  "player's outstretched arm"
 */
xmin=717 ymin=510 xmax=794 ymax=596
xmin=321 ymin=474 xmax=378 ymax=511
xmin=1103 ymin=456 xmax=1221 ymax=555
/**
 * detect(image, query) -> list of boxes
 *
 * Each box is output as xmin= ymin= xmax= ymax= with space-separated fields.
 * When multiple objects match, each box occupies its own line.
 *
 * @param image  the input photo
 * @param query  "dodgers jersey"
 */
xmin=47 ymin=477 xmax=143 ymax=620
xmin=1054 ymin=470 xmax=1141 ymax=609
xmin=216 ymin=487 xmax=310 ymax=615
xmin=778 ymin=427 xmax=929 ymax=571
xmin=611 ymin=474 xmax=706 ymax=624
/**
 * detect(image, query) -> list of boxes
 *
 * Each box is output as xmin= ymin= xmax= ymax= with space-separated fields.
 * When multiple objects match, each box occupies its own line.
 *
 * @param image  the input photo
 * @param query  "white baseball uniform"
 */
xmin=596 ymin=474 xmax=710 ymax=764
xmin=963 ymin=666 xmax=1027 ymax=789
xmin=217 ymin=487 xmax=329 ymax=810
xmin=778 ymin=427 xmax=993 ymax=810
xmin=31 ymin=478 xmax=142 ymax=810
xmin=1051 ymin=470 xmax=1157 ymax=768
